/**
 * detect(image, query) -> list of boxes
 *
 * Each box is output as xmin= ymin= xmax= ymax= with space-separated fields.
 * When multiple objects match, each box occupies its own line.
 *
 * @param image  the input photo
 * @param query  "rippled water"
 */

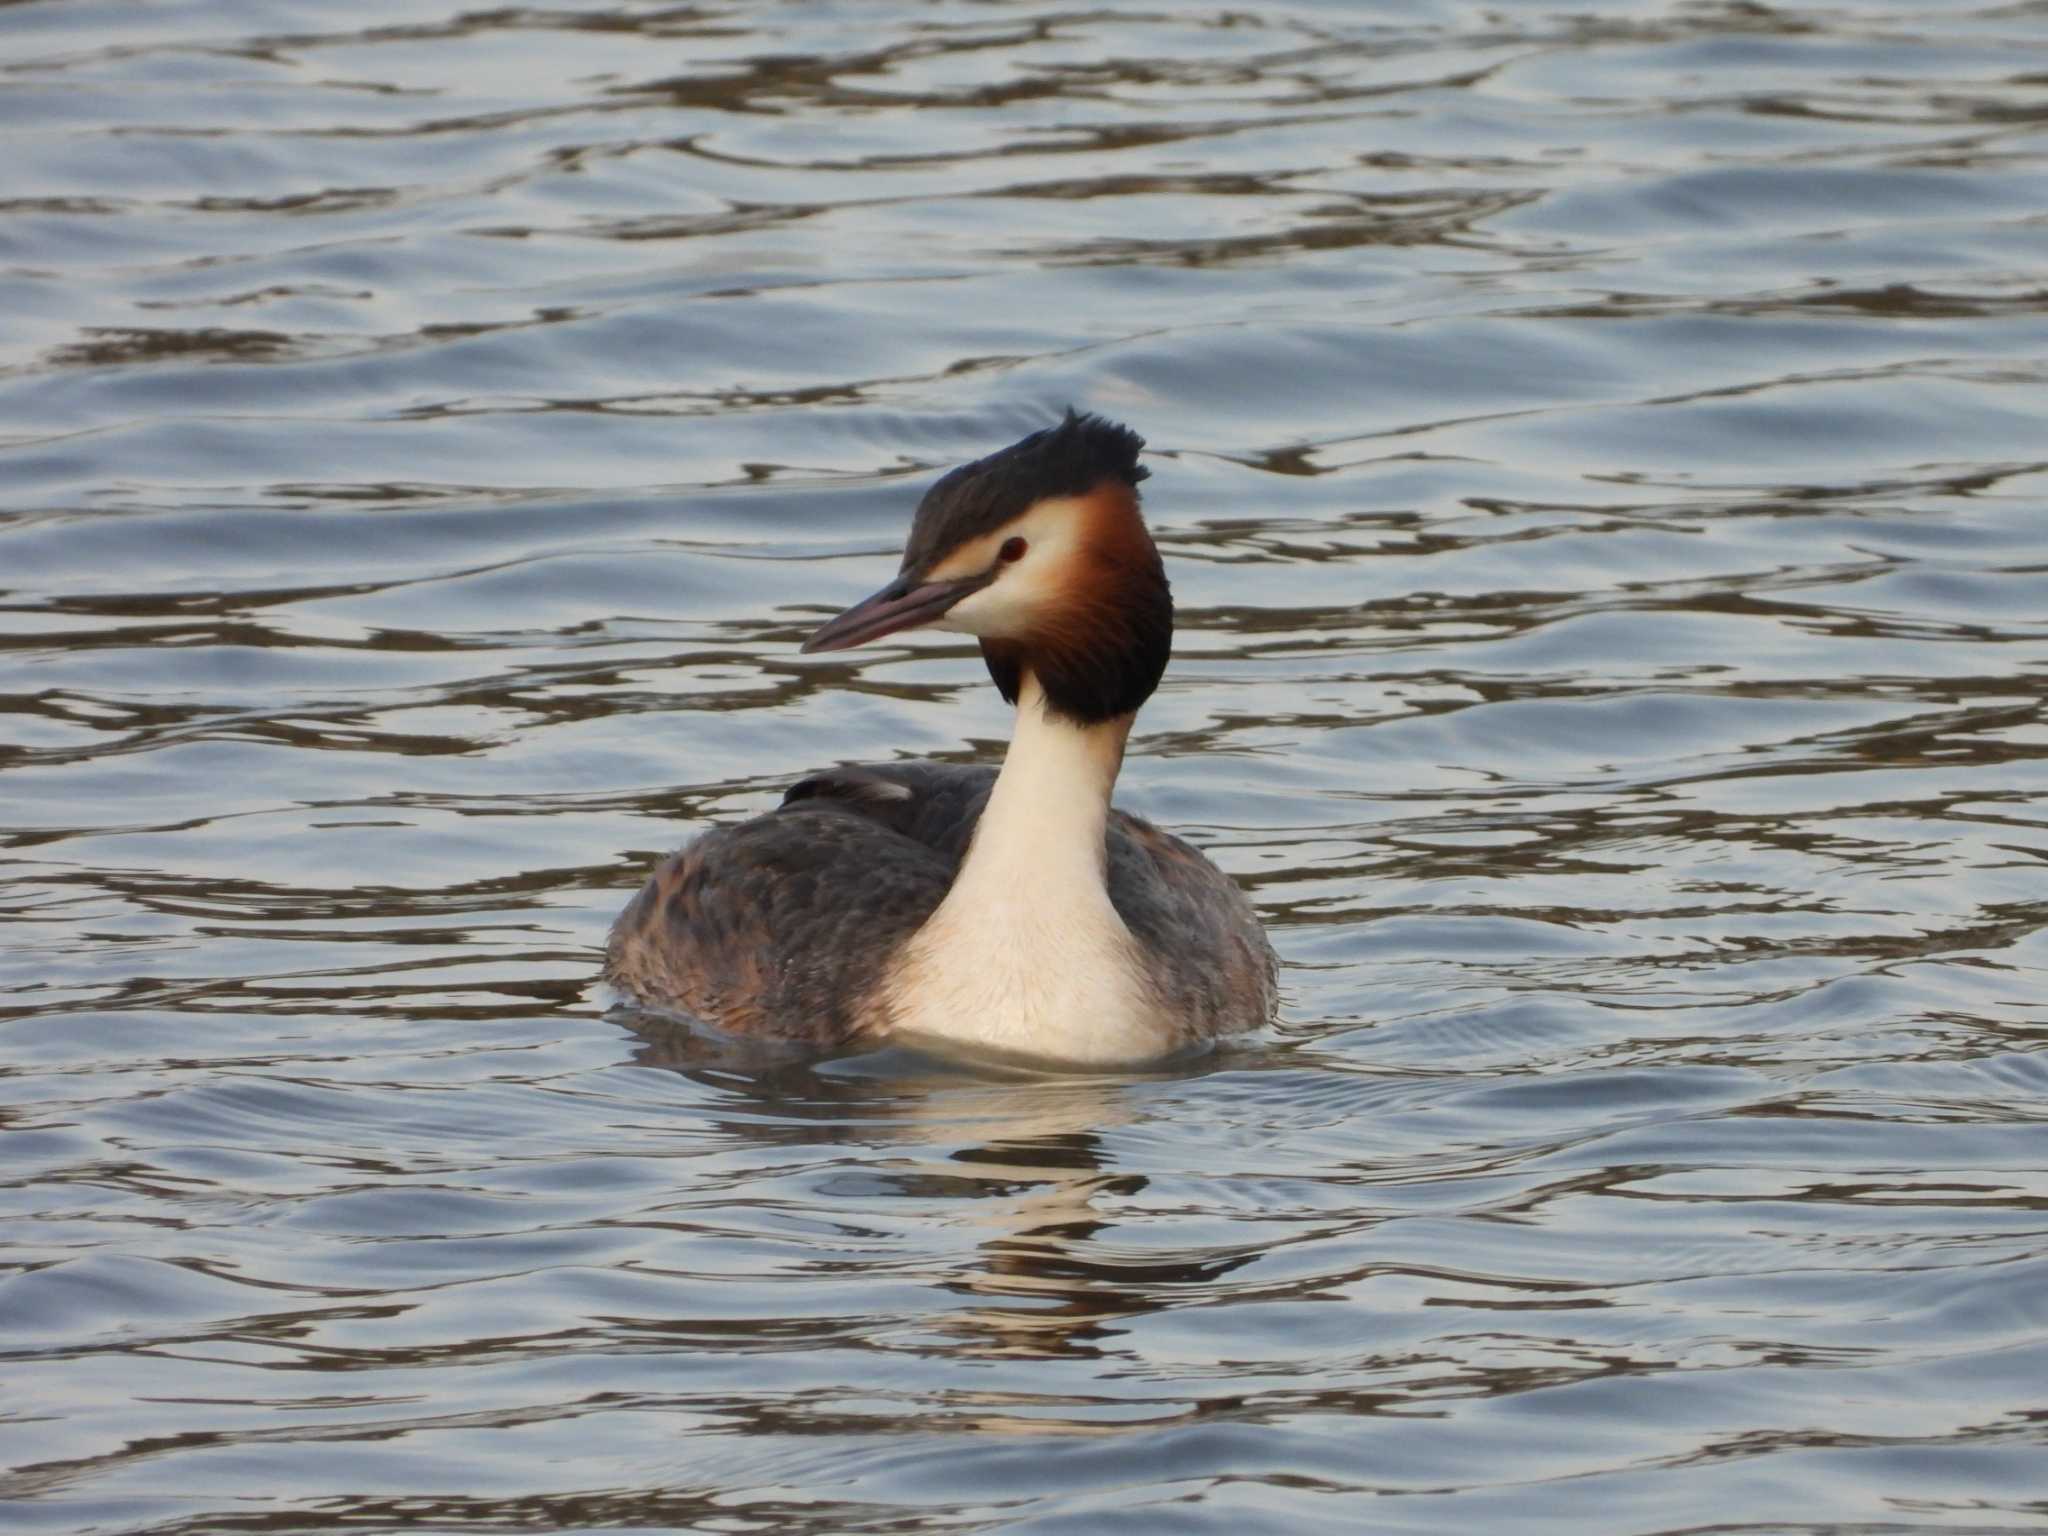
xmin=5 ymin=1 xmax=2047 ymax=1531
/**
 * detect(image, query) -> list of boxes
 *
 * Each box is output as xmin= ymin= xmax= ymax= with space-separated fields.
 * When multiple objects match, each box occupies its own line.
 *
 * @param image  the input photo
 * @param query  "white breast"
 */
xmin=885 ymin=870 xmax=1171 ymax=1066
xmin=878 ymin=681 xmax=1174 ymax=1065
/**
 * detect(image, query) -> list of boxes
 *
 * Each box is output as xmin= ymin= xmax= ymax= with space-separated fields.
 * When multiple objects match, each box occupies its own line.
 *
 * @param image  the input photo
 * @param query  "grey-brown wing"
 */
xmin=604 ymin=799 xmax=958 ymax=1044
xmin=1106 ymin=812 xmax=1278 ymax=1038
xmin=782 ymin=762 xmax=996 ymax=862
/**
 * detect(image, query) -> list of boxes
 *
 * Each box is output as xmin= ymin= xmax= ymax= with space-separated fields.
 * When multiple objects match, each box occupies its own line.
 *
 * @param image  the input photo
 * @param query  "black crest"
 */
xmin=900 ymin=409 xmax=1148 ymax=576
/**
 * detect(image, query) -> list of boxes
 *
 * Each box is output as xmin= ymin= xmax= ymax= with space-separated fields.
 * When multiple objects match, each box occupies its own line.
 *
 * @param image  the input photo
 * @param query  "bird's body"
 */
xmin=605 ymin=413 xmax=1275 ymax=1064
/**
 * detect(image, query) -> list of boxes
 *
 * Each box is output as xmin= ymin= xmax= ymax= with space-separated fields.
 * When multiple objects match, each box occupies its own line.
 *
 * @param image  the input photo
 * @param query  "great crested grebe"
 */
xmin=605 ymin=411 xmax=1276 ymax=1064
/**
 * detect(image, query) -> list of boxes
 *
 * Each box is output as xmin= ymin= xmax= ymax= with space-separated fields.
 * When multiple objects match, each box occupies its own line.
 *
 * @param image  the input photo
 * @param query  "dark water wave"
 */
xmin=3 ymin=2 xmax=2047 ymax=1532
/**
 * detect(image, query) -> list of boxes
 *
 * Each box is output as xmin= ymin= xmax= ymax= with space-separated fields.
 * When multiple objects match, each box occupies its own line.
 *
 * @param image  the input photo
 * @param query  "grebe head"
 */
xmin=801 ymin=410 xmax=1172 ymax=724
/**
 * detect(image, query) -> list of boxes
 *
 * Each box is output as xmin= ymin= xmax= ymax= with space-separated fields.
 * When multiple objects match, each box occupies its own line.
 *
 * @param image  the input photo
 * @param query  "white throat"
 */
xmin=883 ymin=674 xmax=1170 ymax=1064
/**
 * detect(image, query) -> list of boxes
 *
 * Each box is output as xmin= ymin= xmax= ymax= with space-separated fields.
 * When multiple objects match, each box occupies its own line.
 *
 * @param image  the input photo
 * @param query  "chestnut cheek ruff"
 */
xmin=979 ymin=480 xmax=1171 ymax=725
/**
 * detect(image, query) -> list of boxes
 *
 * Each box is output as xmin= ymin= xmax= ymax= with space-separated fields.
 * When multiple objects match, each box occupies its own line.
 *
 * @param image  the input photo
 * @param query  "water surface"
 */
xmin=3 ymin=2 xmax=2047 ymax=1532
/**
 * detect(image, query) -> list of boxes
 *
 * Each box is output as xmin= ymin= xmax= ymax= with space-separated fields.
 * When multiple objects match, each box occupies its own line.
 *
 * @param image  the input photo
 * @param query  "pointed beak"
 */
xmin=800 ymin=570 xmax=991 ymax=654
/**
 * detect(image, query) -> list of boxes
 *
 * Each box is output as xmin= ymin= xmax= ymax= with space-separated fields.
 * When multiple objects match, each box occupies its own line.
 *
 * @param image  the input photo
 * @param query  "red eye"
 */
xmin=999 ymin=537 xmax=1028 ymax=563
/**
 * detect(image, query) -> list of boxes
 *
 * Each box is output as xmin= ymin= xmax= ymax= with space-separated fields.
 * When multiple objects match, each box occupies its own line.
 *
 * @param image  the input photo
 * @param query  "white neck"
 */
xmin=963 ymin=673 xmax=1128 ymax=895
xmin=883 ymin=674 xmax=1171 ymax=1064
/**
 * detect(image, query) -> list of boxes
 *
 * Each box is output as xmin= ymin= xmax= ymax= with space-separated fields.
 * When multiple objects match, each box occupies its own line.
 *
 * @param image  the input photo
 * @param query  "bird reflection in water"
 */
xmin=619 ymin=1013 xmax=1251 ymax=1368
